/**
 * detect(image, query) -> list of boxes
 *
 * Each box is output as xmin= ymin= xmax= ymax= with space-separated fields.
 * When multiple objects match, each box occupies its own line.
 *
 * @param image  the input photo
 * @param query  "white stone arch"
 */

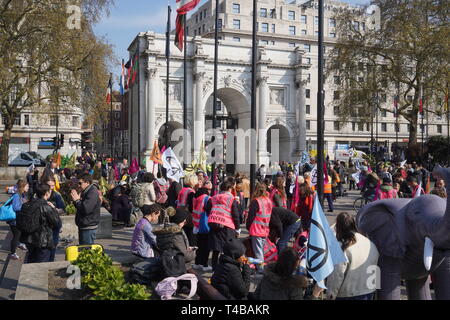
xmin=266 ymin=119 xmax=293 ymax=163
xmin=203 ymin=78 xmax=251 ymax=116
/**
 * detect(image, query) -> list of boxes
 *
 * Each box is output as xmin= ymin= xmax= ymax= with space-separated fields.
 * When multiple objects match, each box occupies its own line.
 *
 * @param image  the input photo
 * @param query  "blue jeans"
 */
xmin=49 ymin=227 xmax=61 ymax=262
xmin=78 ymin=228 xmax=97 ymax=245
xmin=277 ymin=220 xmax=302 ymax=253
xmin=251 ymin=237 xmax=266 ymax=272
xmin=335 ymin=292 xmax=374 ymax=300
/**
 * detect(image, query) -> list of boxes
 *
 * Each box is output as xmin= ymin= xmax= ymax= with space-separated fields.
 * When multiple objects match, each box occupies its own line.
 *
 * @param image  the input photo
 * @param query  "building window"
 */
xmin=204 ymin=9 xmax=207 ymax=17
xmin=194 ymin=30 xmax=197 ymax=36
xmin=329 ymin=32 xmax=336 ymax=38
xmin=271 ymin=24 xmax=276 ymax=33
xmin=314 ymin=16 xmax=319 ymax=25
xmin=289 ymin=26 xmax=296 ymax=35
xmin=289 ymin=42 xmax=296 ymax=47
xmin=333 ymin=106 xmax=339 ymax=115
xmin=260 ymin=8 xmax=267 ymax=17
xmin=24 ymin=114 xmax=30 ymax=126
xmin=288 ymin=10 xmax=295 ymax=20
xmin=305 ymin=57 xmax=311 ymax=64
xmin=352 ymin=122 xmax=356 ymax=131
xmin=306 ymin=73 xmax=311 ymax=83
xmin=270 ymin=8 xmax=276 ymax=18
xmin=306 ymin=105 xmax=311 ymax=114
xmin=395 ymin=123 xmax=400 ymax=133
xmin=334 ymin=76 xmax=341 ymax=85
xmin=260 ymin=39 xmax=269 ymax=45
xmin=353 ymin=21 xmax=360 ymax=30
xmin=262 ymin=23 xmax=269 ymax=32
xmin=437 ymin=125 xmax=442 ymax=134
xmin=271 ymin=41 xmax=275 ymax=45
xmin=334 ymin=121 xmax=340 ymax=131
xmin=366 ymin=123 xmax=371 ymax=131
xmin=233 ymin=3 xmax=240 ymax=14
xmin=72 ymin=116 xmax=79 ymax=127
xmin=115 ymin=121 xmax=120 ymax=129
xmin=198 ymin=27 xmax=201 ymax=34
xmin=233 ymin=37 xmax=240 ymax=42
xmin=218 ymin=19 xmax=222 ymax=29
xmin=195 ymin=15 xmax=198 ymax=23
xmin=329 ymin=18 xmax=336 ymax=28
xmin=199 ymin=11 xmax=202 ymax=21
xmin=233 ymin=19 xmax=240 ymax=29
xmin=301 ymin=29 xmax=307 ymax=35
xmin=304 ymin=44 xmax=311 ymax=52
xmin=362 ymin=22 xmax=366 ymax=31
xmin=358 ymin=123 xmax=364 ymax=131
xmin=382 ymin=123 xmax=387 ymax=132
xmin=306 ymin=120 xmax=311 ymax=130
xmin=202 ymin=24 xmax=205 ymax=33
xmin=315 ymin=31 xmax=319 ymax=36
xmin=301 ymin=15 xmax=307 ymax=24
xmin=381 ymin=110 xmax=387 ymax=117
xmin=50 ymin=115 xmax=58 ymax=126
xmin=306 ymin=89 xmax=310 ymax=99
xmin=333 ymin=91 xmax=340 ymax=100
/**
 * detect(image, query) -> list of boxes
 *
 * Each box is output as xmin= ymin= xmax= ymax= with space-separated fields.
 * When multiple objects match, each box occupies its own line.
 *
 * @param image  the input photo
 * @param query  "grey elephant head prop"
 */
xmin=357 ymin=166 xmax=450 ymax=300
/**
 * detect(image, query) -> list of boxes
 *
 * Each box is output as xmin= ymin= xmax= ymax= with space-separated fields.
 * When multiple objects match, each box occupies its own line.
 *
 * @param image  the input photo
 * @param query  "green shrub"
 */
xmin=65 ymin=203 xmax=76 ymax=215
xmin=73 ymin=249 xmax=150 ymax=300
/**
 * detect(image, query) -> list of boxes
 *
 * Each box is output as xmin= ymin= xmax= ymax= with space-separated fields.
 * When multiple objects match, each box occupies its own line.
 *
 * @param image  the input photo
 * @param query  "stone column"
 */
xmin=146 ymin=67 xmax=158 ymax=153
xmin=194 ymin=72 xmax=205 ymax=156
xmin=258 ymin=76 xmax=270 ymax=166
xmin=296 ymin=81 xmax=307 ymax=154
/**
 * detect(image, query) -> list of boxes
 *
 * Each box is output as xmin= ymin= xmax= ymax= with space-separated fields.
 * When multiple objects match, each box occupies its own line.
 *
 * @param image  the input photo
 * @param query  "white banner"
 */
xmin=310 ymin=165 xmax=318 ymax=186
xmin=162 ymin=147 xmax=185 ymax=183
xmin=352 ymin=171 xmax=361 ymax=185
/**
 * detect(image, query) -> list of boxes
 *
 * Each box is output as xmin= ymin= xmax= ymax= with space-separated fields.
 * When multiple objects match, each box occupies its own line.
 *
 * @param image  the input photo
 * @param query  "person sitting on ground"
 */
xmin=131 ymin=204 xmax=161 ymax=260
xmin=211 ymin=237 xmax=251 ymax=300
xmin=253 ymin=247 xmax=308 ymax=300
xmin=326 ymin=212 xmax=379 ymax=300
xmin=376 ymin=177 xmax=398 ymax=200
xmin=430 ymin=178 xmax=447 ymax=198
xmin=20 ymin=184 xmax=62 ymax=264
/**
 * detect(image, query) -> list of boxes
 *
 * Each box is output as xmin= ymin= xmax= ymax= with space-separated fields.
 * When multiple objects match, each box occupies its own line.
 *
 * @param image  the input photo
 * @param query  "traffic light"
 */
xmin=52 ymin=136 xmax=58 ymax=147
xmin=60 ymin=134 xmax=65 ymax=146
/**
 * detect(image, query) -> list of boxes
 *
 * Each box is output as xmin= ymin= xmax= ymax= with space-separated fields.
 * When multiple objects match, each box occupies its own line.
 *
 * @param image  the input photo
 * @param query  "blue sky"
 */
xmin=94 ymin=0 xmax=370 ymax=90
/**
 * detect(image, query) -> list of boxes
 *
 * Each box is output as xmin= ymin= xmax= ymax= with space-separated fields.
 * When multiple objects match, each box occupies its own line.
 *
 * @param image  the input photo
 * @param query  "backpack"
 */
xmin=153 ymin=180 xmax=168 ymax=204
xmin=130 ymin=257 xmax=163 ymax=284
xmin=16 ymin=201 xmax=42 ymax=234
xmin=130 ymin=183 xmax=145 ymax=208
xmin=155 ymin=273 xmax=198 ymax=300
xmin=160 ymin=248 xmax=186 ymax=279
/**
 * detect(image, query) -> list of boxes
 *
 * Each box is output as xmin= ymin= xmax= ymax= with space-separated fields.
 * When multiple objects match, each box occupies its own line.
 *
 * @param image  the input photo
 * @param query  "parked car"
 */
xmin=8 ymin=152 xmax=46 ymax=167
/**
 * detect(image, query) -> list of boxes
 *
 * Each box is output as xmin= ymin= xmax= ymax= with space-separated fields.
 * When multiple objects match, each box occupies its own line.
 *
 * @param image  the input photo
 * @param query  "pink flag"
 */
xmin=129 ymin=158 xmax=139 ymax=175
xmin=113 ymin=164 xmax=120 ymax=181
xmin=324 ymin=164 xmax=329 ymax=184
xmin=290 ymin=176 xmax=300 ymax=212
xmin=161 ymin=146 xmax=167 ymax=154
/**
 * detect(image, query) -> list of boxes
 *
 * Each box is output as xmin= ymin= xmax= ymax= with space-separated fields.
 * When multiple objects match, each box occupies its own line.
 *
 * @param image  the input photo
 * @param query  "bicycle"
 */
xmin=353 ymin=194 xmax=374 ymax=213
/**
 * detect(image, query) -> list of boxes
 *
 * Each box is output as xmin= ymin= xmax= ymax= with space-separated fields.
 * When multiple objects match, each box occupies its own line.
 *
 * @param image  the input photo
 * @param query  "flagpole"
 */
xmin=122 ymin=59 xmax=125 ymax=159
xmin=395 ymin=82 xmax=399 ymax=162
xmin=164 ymin=5 xmax=171 ymax=150
xmin=137 ymin=38 xmax=142 ymax=166
xmin=317 ymin=0 xmax=325 ymax=205
xmin=129 ymin=69 xmax=133 ymax=163
xmin=250 ymin=0 xmax=257 ymax=198
xmin=211 ymin=0 xmax=219 ymax=195
xmin=420 ymin=83 xmax=424 ymax=163
xmin=183 ymin=15 xmax=188 ymax=170
xmin=110 ymin=73 xmax=113 ymax=159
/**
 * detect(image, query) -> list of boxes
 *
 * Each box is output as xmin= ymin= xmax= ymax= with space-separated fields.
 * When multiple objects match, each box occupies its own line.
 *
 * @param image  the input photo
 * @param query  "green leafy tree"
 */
xmin=327 ymin=0 xmax=450 ymax=149
xmin=0 ymin=0 xmax=115 ymax=166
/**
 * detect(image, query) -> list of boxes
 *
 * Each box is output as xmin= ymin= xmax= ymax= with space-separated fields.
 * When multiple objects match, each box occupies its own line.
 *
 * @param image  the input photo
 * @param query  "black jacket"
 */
xmin=20 ymin=199 xmax=61 ymax=249
xmin=167 ymin=181 xmax=182 ymax=208
xmin=269 ymin=208 xmax=300 ymax=239
xmin=211 ymin=254 xmax=251 ymax=300
xmin=75 ymin=184 xmax=101 ymax=229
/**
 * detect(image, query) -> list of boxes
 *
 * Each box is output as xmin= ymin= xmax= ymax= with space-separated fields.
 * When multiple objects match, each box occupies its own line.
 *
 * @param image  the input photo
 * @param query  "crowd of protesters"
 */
xmin=2 ymin=151 xmax=448 ymax=300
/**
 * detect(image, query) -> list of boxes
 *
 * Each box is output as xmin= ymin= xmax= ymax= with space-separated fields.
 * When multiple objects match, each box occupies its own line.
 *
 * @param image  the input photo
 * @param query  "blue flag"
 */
xmin=306 ymin=195 xmax=348 ymax=288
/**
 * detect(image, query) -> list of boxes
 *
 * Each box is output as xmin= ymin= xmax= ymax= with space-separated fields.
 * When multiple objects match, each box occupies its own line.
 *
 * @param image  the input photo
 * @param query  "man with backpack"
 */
xmin=17 ymin=184 xmax=61 ymax=263
xmin=71 ymin=174 xmax=101 ymax=245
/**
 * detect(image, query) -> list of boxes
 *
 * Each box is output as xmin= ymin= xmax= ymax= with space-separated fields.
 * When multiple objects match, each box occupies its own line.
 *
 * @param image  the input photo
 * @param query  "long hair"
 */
xmin=335 ymin=212 xmax=357 ymax=251
xmin=273 ymin=247 xmax=301 ymax=280
xmin=274 ymin=177 xmax=287 ymax=199
xmin=298 ymin=183 xmax=314 ymax=198
xmin=251 ymin=182 xmax=267 ymax=200
xmin=16 ymin=179 xmax=28 ymax=195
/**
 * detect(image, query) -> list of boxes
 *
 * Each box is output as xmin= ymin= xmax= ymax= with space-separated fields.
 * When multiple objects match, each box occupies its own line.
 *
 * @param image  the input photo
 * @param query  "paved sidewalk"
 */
xmin=0 ymin=189 xmax=361 ymax=300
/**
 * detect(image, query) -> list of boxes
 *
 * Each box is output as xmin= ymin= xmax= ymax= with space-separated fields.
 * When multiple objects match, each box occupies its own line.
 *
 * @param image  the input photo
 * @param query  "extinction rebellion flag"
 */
xmin=175 ymin=0 xmax=201 ymax=51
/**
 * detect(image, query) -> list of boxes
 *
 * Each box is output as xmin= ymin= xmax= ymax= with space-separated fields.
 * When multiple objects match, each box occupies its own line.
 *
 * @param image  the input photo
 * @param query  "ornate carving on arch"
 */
xmin=194 ymin=72 xmax=206 ymax=82
xmin=222 ymin=74 xmax=233 ymax=87
xmin=203 ymin=76 xmax=213 ymax=96
xmin=146 ymin=67 xmax=158 ymax=79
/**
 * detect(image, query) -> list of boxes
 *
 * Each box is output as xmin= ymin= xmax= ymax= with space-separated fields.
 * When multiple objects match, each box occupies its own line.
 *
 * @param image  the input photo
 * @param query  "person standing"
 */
xmin=205 ymin=179 xmax=241 ymax=270
xmin=177 ymin=174 xmax=198 ymax=246
xmin=71 ymin=174 xmax=101 ymax=245
xmin=326 ymin=212 xmax=379 ymax=300
xmin=7 ymin=180 xmax=29 ymax=260
xmin=246 ymin=182 xmax=273 ymax=273
xmin=269 ymin=177 xmax=288 ymax=209
xmin=20 ymin=184 xmax=61 ymax=263
xmin=285 ymin=170 xmax=296 ymax=210
xmin=41 ymin=176 xmax=65 ymax=262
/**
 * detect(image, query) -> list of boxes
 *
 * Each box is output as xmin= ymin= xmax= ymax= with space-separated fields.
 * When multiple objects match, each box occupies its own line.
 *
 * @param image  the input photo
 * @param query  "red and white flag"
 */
xmin=106 ymin=76 xmax=112 ymax=104
xmin=175 ymin=0 xmax=201 ymax=51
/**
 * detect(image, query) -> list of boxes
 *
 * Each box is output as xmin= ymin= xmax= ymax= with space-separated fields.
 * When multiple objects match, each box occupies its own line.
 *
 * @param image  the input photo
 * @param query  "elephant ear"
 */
xmin=356 ymin=199 xmax=411 ymax=258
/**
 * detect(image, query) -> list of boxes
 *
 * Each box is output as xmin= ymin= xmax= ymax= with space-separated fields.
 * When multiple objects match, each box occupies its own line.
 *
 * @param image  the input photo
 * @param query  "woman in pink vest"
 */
xmin=177 ymin=174 xmax=198 ymax=246
xmin=376 ymin=177 xmax=399 ymax=200
xmin=246 ymin=182 xmax=273 ymax=274
xmin=270 ymin=177 xmax=287 ymax=209
xmin=205 ymin=178 xmax=241 ymax=270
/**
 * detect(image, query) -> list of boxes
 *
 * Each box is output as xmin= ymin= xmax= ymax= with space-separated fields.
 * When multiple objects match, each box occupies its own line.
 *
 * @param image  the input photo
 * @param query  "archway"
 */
xmin=158 ymin=121 xmax=183 ymax=149
xmin=204 ymin=86 xmax=251 ymax=174
xmin=267 ymin=124 xmax=291 ymax=164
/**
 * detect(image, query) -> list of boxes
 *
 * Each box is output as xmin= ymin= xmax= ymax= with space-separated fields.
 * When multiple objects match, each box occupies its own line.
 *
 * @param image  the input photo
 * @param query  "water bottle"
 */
xmin=247 ymin=257 xmax=263 ymax=265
